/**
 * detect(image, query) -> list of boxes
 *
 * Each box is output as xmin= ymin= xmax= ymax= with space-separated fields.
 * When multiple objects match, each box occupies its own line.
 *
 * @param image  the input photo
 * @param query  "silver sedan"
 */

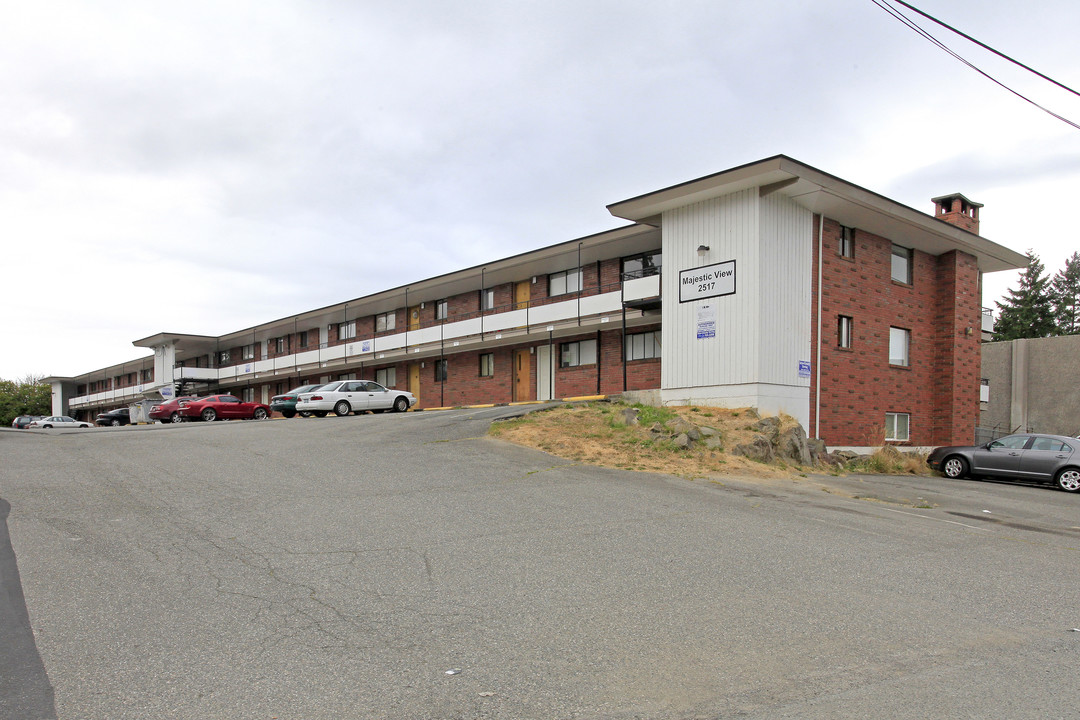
xmin=29 ymin=415 xmax=91 ymax=429
xmin=295 ymin=380 xmax=416 ymax=417
xmin=927 ymin=433 xmax=1080 ymax=493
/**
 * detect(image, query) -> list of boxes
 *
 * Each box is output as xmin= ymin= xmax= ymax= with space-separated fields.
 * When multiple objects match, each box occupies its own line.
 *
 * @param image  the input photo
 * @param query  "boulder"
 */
xmin=777 ymin=425 xmax=813 ymax=466
xmin=622 ymin=407 xmax=641 ymax=426
xmin=732 ymin=435 xmax=775 ymax=464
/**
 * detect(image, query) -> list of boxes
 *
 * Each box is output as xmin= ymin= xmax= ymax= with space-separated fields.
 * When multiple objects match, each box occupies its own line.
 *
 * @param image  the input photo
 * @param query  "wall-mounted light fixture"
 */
xmin=697 ymin=245 xmax=710 ymax=256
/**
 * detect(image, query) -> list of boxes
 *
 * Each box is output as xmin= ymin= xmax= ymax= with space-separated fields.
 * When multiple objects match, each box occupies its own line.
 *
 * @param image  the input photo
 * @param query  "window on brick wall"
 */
xmin=299 ymin=330 xmax=309 ymax=348
xmin=838 ymin=226 xmax=855 ymax=258
xmin=481 ymin=289 xmax=494 ymax=311
xmin=218 ymin=350 xmax=231 ymax=365
xmin=479 ymin=353 xmax=494 ymax=377
xmin=142 ymin=369 xmax=153 ymax=383
xmin=838 ymin=316 xmax=853 ymax=349
xmin=376 ymin=312 xmax=396 ymax=332
xmin=434 ymin=359 xmax=448 ymax=382
xmin=242 ymin=387 xmax=255 ymax=403
xmin=625 ymin=331 xmax=662 ymax=360
xmin=885 ymin=412 xmax=910 ymax=441
xmin=549 ymin=269 xmax=582 ymax=296
xmin=560 ymin=339 xmax=597 ymax=367
xmin=889 ymin=327 xmax=910 ymax=366
xmin=339 ymin=322 xmax=356 ymax=340
xmin=433 ymin=299 xmax=448 ymax=321
xmin=891 ymin=244 xmax=913 ymax=284
xmin=376 ymin=367 xmax=396 ymax=388
xmin=242 ymin=344 xmax=255 ymax=361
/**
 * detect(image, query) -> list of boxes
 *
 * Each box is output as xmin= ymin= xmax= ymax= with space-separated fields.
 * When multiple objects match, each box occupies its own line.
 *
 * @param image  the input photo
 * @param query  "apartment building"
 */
xmin=46 ymin=156 xmax=1026 ymax=446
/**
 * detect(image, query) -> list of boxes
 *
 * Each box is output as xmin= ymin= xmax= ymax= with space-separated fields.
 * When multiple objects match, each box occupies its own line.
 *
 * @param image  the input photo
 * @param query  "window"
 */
xmin=338 ymin=322 xmax=356 ymax=340
xmin=838 ymin=316 xmax=853 ymax=349
xmin=889 ymin=327 xmax=910 ymax=366
xmin=376 ymin=367 xmax=396 ymax=388
xmin=434 ymin=359 xmax=448 ymax=382
xmin=242 ymin=344 xmax=255 ymax=361
xmin=376 ymin=312 xmax=396 ymax=332
xmin=549 ymin=269 xmax=582 ymax=296
xmin=142 ymin=369 xmax=153 ymax=382
xmin=435 ymin=299 xmax=448 ymax=321
xmin=560 ymin=339 xmax=597 ymax=367
xmin=989 ymin=435 xmax=1030 ymax=450
xmin=274 ymin=337 xmax=286 ymax=354
xmin=481 ymin=289 xmax=495 ymax=311
xmin=275 ymin=382 xmax=286 ymax=395
xmin=218 ymin=350 xmax=231 ymax=365
xmin=885 ymin=412 xmax=910 ymax=441
xmin=242 ymin=387 xmax=255 ymax=402
xmin=338 ymin=372 xmax=356 ymax=381
xmin=839 ymin=226 xmax=855 ymax=258
xmin=298 ymin=331 xmax=309 ymax=348
xmin=625 ymin=331 xmax=662 ymax=360
xmin=1031 ymin=437 xmax=1069 ymax=452
xmin=891 ymin=244 xmax=912 ymax=284
xmin=622 ymin=251 xmax=662 ymax=279
xmin=479 ymin=353 xmax=494 ymax=377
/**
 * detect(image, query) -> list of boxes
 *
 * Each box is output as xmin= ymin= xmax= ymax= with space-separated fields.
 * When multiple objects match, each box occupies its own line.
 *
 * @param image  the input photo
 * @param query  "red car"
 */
xmin=149 ymin=396 xmax=196 ymax=424
xmin=177 ymin=395 xmax=271 ymax=422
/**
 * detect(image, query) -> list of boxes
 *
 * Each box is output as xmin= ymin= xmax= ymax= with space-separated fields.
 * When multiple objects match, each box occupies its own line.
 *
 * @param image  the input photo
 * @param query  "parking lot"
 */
xmin=2 ymin=409 xmax=1079 ymax=719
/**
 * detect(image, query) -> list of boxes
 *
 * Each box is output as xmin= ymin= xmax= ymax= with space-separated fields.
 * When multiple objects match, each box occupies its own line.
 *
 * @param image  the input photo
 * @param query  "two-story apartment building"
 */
xmin=46 ymin=156 xmax=1026 ymax=446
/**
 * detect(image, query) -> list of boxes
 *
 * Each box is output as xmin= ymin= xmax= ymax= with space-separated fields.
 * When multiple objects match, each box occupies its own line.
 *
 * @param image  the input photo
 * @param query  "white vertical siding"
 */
xmin=661 ymin=188 xmax=760 ymax=390
xmin=758 ymin=193 xmax=813 ymax=386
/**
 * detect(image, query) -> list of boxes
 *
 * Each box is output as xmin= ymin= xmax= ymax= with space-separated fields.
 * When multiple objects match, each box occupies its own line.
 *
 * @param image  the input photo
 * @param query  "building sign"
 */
xmin=679 ymin=260 xmax=736 ymax=303
xmin=696 ymin=304 xmax=716 ymax=339
xmin=360 ymin=340 xmax=373 ymax=353
xmin=798 ymin=360 xmax=811 ymax=378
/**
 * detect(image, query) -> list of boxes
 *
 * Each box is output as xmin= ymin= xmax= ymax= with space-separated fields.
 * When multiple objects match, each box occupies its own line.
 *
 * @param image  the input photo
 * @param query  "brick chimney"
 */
xmin=932 ymin=193 xmax=982 ymax=235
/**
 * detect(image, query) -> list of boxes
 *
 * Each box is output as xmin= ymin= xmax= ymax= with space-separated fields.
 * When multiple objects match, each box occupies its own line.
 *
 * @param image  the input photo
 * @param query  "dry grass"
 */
xmin=488 ymin=402 xmax=805 ymax=480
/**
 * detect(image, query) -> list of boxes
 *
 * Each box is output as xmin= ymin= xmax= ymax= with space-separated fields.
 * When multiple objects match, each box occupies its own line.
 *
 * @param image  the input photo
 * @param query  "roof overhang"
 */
xmin=607 ymin=155 xmax=1027 ymax=274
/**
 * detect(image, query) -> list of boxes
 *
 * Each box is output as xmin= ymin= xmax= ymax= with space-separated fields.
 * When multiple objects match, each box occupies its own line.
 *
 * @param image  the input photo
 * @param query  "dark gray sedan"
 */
xmin=928 ymin=433 xmax=1080 ymax=493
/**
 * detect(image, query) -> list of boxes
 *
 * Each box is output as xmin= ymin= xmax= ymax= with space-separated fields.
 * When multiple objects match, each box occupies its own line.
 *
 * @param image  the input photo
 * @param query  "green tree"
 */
xmin=993 ymin=250 xmax=1056 ymax=341
xmin=1050 ymin=251 xmax=1080 ymax=335
xmin=0 ymin=375 xmax=52 ymax=427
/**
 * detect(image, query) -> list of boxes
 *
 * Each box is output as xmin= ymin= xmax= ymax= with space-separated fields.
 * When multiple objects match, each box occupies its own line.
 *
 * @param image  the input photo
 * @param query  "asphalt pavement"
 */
xmin=1 ymin=409 xmax=1078 ymax=719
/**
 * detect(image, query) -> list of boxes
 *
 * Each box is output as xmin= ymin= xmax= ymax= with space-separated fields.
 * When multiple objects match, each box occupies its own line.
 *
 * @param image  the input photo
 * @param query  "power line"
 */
xmin=871 ymin=0 xmax=1080 ymax=130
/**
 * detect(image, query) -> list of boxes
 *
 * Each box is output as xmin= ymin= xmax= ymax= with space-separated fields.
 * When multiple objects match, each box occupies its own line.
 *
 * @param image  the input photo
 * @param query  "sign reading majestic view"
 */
xmin=679 ymin=260 xmax=736 ymax=303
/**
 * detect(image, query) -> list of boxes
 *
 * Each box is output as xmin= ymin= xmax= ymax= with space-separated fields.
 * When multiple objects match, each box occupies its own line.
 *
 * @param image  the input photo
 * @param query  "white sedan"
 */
xmin=29 ymin=415 xmax=91 ymax=429
xmin=295 ymin=381 xmax=416 ymax=417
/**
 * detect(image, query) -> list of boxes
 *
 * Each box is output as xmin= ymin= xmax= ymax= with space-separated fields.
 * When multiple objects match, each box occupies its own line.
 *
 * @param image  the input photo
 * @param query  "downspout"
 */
xmin=815 ymin=213 xmax=824 ymax=440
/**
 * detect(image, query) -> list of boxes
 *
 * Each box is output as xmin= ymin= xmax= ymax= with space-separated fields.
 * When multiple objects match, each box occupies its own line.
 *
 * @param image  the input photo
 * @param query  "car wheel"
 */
xmin=253 ymin=408 xmax=268 ymax=420
xmin=334 ymin=401 xmax=351 ymax=417
xmin=941 ymin=456 xmax=968 ymax=479
xmin=1055 ymin=468 xmax=1080 ymax=493
xmin=299 ymin=411 xmax=312 ymax=418
xmin=170 ymin=412 xmax=181 ymax=423
xmin=313 ymin=411 xmax=328 ymax=418
xmin=202 ymin=408 xmax=217 ymax=422
xmin=282 ymin=410 xmax=296 ymax=419
xmin=80 ymin=424 xmax=89 ymax=428
xmin=42 ymin=425 xmax=52 ymax=429
xmin=111 ymin=419 xmax=120 ymax=426
xmin=393 ymin=396 xmax=409 ymax=412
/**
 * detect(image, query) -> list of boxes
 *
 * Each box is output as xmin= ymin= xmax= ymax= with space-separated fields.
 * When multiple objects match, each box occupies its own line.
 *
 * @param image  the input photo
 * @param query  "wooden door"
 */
xmin=514 ymin=281 xmax=530 ymax=310
xmin=409 ymin=363 xmax=421 ymax=404
xmin=514 ymin=349 xmax=531 ymax=402
xmin=408 ymin=306 xmax=421 ymax=331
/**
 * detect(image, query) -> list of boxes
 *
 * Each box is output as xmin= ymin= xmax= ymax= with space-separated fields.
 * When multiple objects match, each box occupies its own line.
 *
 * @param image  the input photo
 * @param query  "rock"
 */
xmin=622 ymin=407 xmax=640 ymax=426
xmin=752 ymin=416 xmax=781 ymax=440
xmin=732 ymin=435 xmax=775 ymax=464
xmin=672 ymin=433 xmax=693 ymax=449
xmin=807 ymin=438 xmax=828 ymax=464
xmin=702 ymin=434 xmax=724 ymax=451
xmin=777 ymin=425 xmax=813 ymax=466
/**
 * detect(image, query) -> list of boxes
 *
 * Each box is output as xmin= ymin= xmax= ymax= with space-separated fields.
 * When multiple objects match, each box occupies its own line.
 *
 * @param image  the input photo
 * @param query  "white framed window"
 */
xmin=242 ymin=387 xmax=255 ymax=402
xmin=376 ymin=312 xmax=396 ymax=332
xmin=885 ymin=412 xmax=910 ymax=441
xmin=435 ymin=299 xmax=448 ymax=321
xmin=376 ymin=367 xmax=396 ymax=388
xmin=838 ymin=316 xmax=853 ymax=349
xmin=625 ymin=331 xmax=661 ymax=360
xmin=338 ymin=372 xmax=356 ymax=381
xmin=889 ymin=327 xmax=910 ymax=366
xmin=621 ymin=251 xmax=662 ymax=279
xmin=479 ymin=353 xmax=494 ymax=377
xmin=481 ymin=289 xmax=495 ymax=311
xmin=549 ymin=269 xmax=582 ymax=296
xmin=839 ymin=226 xmax=855 ymax=258
xmin=560 ymin=339 xmax=597 ymax=368
xmin=242 ymin=344 xmax=255 ymax=361
xmin=274 ymin=337 xmax=286 ymax=354
xmin=891 ymin=244 xmax=912 ymax=284
xmin=339 ymin=322 xmax=356 ymax=340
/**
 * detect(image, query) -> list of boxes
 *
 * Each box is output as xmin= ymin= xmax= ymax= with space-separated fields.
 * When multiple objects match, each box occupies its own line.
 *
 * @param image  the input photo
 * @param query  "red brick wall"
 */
xmin=811 ymin=217 xmax=980 ymax=446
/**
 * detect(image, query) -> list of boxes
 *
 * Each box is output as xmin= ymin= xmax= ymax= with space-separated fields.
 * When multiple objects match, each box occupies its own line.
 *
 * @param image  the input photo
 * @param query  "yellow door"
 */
xmin=408 ymin=306 xmax=421 ymax=331
xmin=409 ymin=363 xmax=421 ymax=404
xmin=514 ymin=281 xmax=530 ymax=310
xmin=514 ymin=349 xmax=530 ymax=402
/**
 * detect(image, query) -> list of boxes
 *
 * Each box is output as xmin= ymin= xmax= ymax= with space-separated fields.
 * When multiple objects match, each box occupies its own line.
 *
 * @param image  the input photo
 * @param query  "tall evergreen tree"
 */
xmin=992 ymin=250 xmax=1055 ymax=341
xmin=1050 ymin=251 xmax=1080 ymax=335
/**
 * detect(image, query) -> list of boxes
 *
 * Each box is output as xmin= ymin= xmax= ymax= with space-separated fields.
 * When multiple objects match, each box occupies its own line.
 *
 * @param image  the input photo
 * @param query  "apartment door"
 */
xmin=409 ymin=363 xmax=421 ymax=405
xmin=514 ymin=281 xmax=530 ymax=310
xmin=514 ymin=349 xmax=531 ymax=402
xmin=536 ymin=345 xmax=553 ymax=401
xmin=408 ymin=306 xmax=421 ymax=331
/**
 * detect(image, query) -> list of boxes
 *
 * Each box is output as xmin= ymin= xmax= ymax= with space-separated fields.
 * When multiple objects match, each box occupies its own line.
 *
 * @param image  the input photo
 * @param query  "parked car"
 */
xmin=269 ymin=384 xmax=324 ymax=418
xmin=177 ymin=395 xmax=271 ymax=422
xmin=149 ymin=396 xmax=196 ymax=424
xmin=11 ymin=415 xmax=44 ymax=429
xmin=95 ymin=408 xmax=131 ymax=426
xmin=28 ymin=416 xmax=91 ymax=429
xmin=927 ymin=433 xmax=1080 ymax=493
xmin=295 ymin=380 xmax=416 ymax=417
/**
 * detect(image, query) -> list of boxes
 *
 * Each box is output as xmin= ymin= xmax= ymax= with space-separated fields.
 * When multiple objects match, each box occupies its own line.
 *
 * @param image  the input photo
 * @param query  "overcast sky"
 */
xmin=3 ymin=0 xmax=1079 ymax=381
